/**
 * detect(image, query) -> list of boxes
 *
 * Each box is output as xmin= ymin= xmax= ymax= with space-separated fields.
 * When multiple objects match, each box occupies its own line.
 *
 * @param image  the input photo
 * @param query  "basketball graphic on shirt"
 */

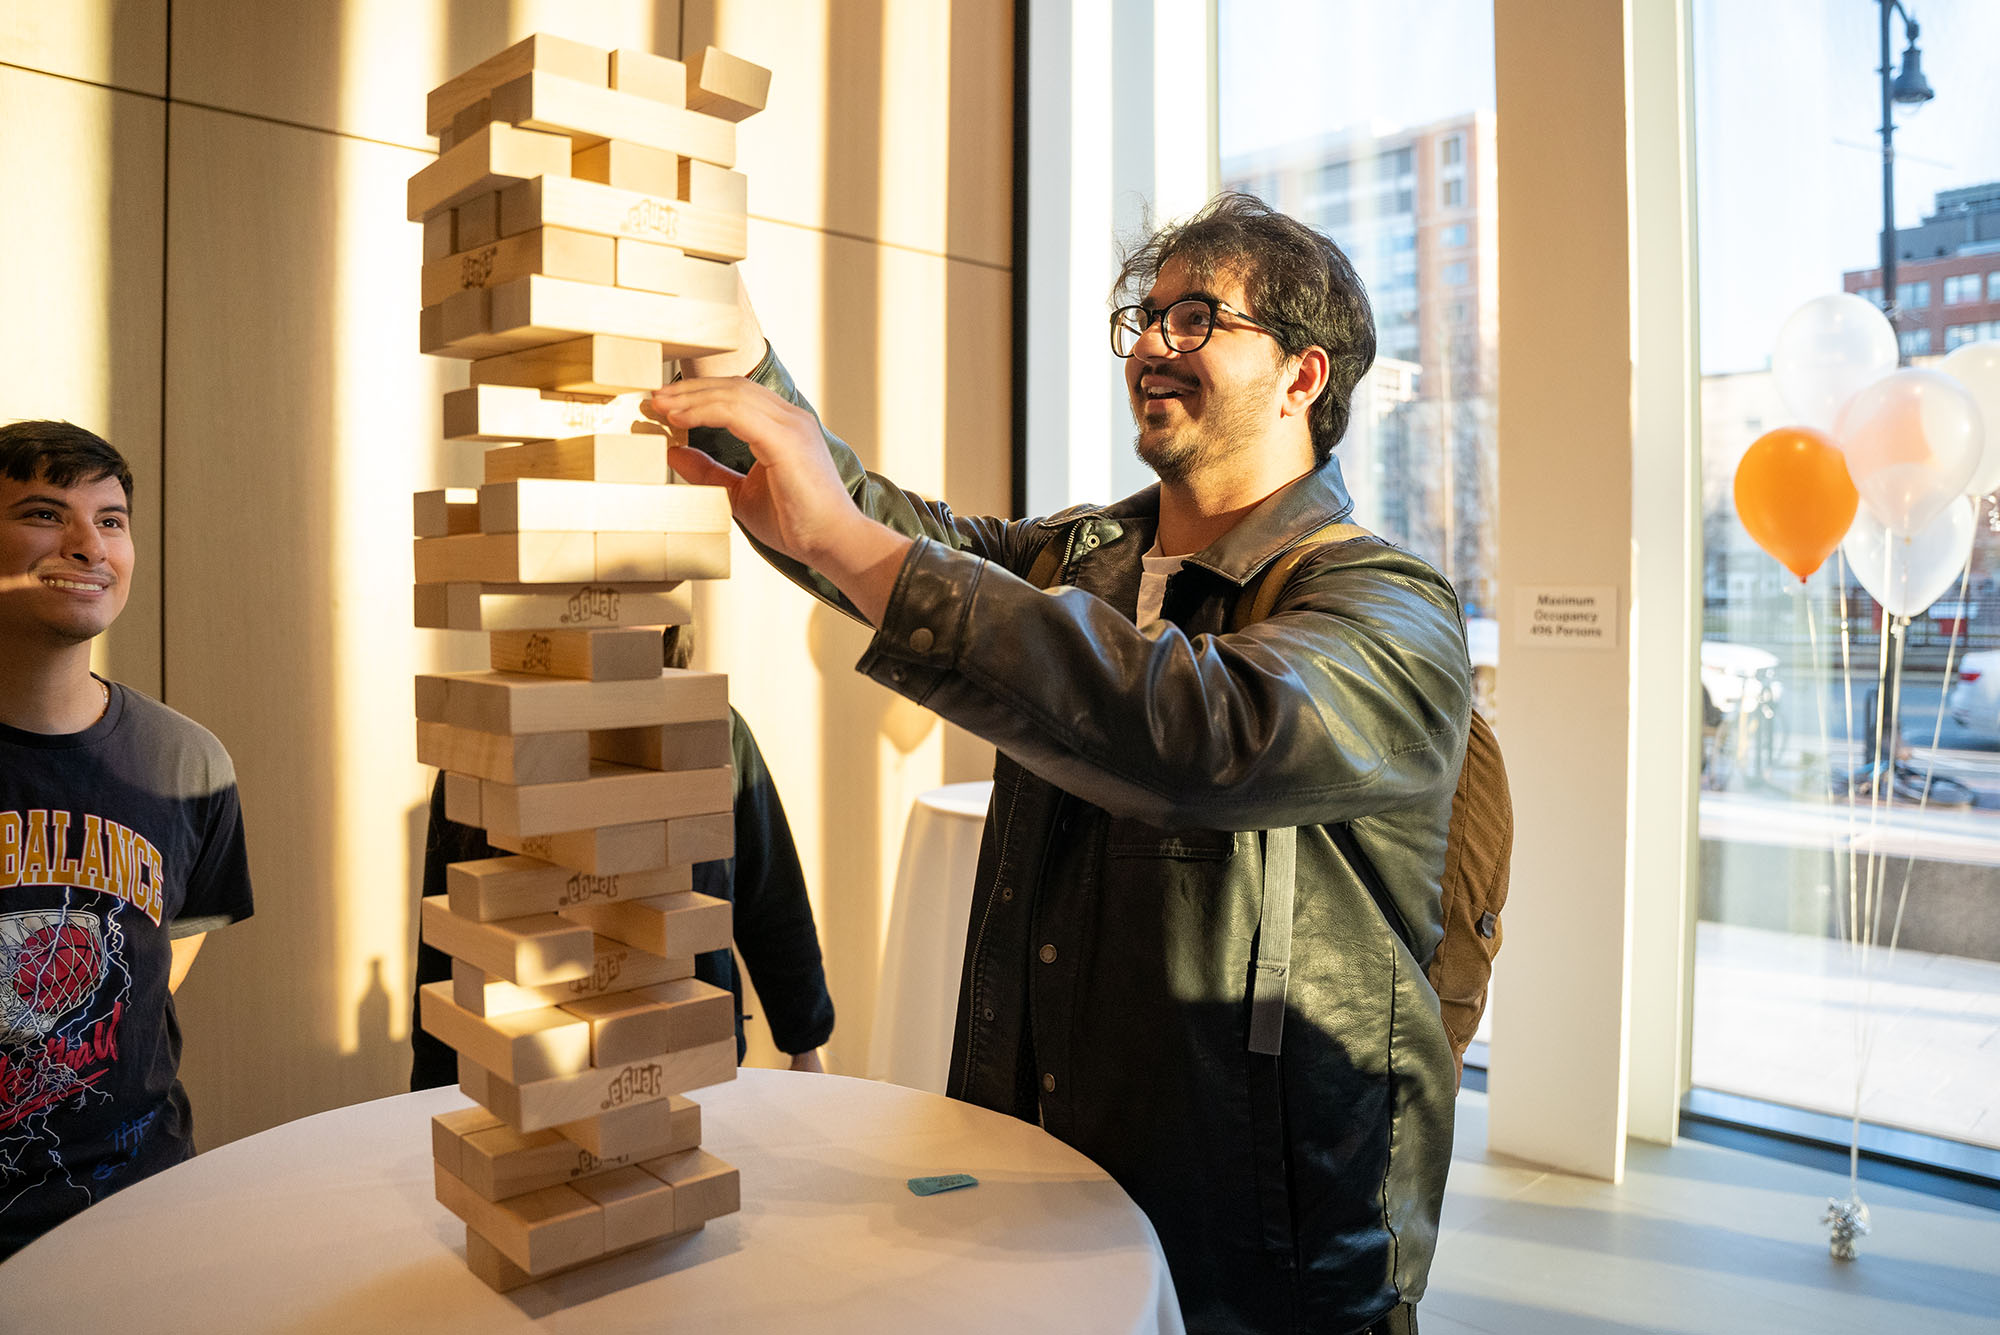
xmin=0 ymin=909 xmax=108 ymax=1045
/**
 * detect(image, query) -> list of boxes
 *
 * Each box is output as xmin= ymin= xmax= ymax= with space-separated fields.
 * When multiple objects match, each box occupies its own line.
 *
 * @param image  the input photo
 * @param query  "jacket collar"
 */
xmin=1034 ymin=455 xmax=1356 ymax=586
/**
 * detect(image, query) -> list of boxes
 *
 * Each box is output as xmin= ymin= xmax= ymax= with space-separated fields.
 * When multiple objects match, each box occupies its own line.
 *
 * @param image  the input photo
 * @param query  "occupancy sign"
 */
xmin=1515 ymin=586 xmax=1618 ymax=650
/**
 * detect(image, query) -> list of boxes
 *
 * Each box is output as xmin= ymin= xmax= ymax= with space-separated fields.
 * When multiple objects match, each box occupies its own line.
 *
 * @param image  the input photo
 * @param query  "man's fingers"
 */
xmin=666 ymin=444 xmax=744 ymax=491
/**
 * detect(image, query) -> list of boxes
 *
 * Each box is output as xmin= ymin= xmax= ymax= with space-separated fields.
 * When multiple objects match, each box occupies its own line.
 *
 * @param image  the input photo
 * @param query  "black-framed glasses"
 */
xmin=1110 ymin=296 xmax=1279 ymax=358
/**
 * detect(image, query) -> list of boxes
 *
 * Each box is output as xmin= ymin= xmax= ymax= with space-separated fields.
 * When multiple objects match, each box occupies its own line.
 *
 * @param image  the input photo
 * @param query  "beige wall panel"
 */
xmin=0 ymin=0 xmax=166 ymax=94
xmin=0 ymin=68 xmax=164 ymax=695
xmin=170 ymin=0 xmax=683 ymax=151
xmin=163 ymin=105 xmax=475 ymax=1149
xmin=689 ymin=0 xmax=1012 ymax=267
xmin=690 ymin=217 xmax=1005 ymax=1074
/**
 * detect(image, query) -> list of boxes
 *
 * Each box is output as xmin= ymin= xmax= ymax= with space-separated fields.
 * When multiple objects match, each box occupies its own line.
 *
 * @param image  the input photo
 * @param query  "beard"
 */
xmin=1129 ymin=367 xmax=1282 ymax=485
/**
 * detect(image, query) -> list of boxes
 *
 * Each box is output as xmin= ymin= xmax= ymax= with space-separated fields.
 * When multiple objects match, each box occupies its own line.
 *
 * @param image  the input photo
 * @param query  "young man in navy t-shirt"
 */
xmin=0 ymin=420 xmax=254 ymax=1261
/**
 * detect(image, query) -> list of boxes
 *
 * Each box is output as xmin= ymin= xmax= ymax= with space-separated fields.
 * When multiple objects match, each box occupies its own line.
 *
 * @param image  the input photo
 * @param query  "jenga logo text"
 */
xmin=601 ymin=1063 xmax=664 ymax=1109
xmin=560 ymin=871 xmax=620 ymax=906
xmin=561 ymin=586 xmax=620 ymax=624
xmin=460 ymin=245 xmax=497 ymax=288
xmin=569 ymin=1149 xmax=630 ymax=1180
xmin=571 ymin=951 xmax=626 ymax=995
xmin=521 ymin=634 xmax=553 ymax=672
xmin=623 ymin=198 xmax=680 ymax=242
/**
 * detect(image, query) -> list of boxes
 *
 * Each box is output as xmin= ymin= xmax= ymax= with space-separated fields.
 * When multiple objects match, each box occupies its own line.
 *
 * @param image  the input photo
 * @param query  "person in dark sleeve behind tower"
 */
xmin=409 ymin=626 xmax=834 ymax=1088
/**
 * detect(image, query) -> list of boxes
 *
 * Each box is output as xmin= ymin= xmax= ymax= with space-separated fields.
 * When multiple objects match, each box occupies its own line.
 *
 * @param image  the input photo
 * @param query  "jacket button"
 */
xmin=1000 ymin=886 xmax=1013 ymax=902
xmin=1042 ymin=1073 xmax=1056 ymax=1093
xmin=982 ymin=1007 xmax=995 ymax=1022
xmin=889 ymin=666 xmax=907 ymax=684
xmin=1038 ymin=944 xmax=1057 ymax=964
xmin=909 ymin=627 xmax=934 ymax=652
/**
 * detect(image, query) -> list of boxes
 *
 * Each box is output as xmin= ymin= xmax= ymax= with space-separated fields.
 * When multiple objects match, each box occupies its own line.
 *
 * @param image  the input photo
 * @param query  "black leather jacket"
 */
xmin=693 ymin=349 xmax=1471 ymax=1334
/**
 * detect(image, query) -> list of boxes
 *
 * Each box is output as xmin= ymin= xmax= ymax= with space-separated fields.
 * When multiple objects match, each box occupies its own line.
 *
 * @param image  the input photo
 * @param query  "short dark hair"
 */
xmin=0 ymin=420 xmax=133 ymax=501
xmin=1114 ymin=192 xmax=1375 ymax=467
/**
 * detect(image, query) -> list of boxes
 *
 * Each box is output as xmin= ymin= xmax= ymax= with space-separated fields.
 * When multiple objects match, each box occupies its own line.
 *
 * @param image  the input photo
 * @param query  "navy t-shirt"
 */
xmin=0 ymin=681 xmax=254 ymax=1259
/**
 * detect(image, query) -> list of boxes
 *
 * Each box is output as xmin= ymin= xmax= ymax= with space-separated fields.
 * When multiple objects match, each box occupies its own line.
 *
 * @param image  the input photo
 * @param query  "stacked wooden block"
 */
xmin=407 ymin=32 xmax=770 ymax=1293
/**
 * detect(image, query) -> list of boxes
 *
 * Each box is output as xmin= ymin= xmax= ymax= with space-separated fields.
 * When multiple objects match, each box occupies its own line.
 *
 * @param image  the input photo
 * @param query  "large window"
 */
xmin=1692 ymin=0 xmax=2000 ymax=1158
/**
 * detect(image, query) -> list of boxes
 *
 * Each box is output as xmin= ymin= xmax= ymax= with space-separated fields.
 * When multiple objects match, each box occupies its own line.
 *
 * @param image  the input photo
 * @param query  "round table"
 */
xmin=0 ymin=1069 xmax=1182 ymax=1334
xmin=867 ymin=781 xmax=992 ymax=1093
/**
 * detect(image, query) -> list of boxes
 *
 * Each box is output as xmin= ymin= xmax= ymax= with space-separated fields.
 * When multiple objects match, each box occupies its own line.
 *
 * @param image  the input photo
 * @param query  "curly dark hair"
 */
xmin=1114 ymin=192 xmax=1375 ymax=467
xmin=0 ymin=419 xmax=133 ymax=501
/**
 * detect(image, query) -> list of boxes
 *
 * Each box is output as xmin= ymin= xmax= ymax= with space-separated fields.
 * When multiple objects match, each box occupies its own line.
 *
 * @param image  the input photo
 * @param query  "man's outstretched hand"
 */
xmin=641 ymin=377 xmax=911 ymax=626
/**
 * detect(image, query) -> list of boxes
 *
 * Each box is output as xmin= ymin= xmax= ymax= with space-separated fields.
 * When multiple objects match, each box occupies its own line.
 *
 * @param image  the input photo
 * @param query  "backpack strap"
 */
xmin=1229 ymin=519 xmax=1371 ymax=631
xmin=1024 ymin=533 xmax=1067 ymax=590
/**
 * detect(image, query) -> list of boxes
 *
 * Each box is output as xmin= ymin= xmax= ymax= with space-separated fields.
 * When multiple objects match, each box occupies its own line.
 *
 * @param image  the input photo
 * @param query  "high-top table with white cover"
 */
xmin=868 ymin=780 xmax=993 ymax=1093
xmin=0 ymin=1068 xmax=1183 ymax=1335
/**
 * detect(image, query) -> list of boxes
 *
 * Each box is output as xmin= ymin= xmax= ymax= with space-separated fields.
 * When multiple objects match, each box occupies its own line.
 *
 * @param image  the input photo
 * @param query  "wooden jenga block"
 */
xmin=448 ymin=855 xmax=689 ymax=922
xmin=467 ymin=1038 xmax=735 ymax=1132
xmin=413 ymin=488 xmax=480 ymax=537
xmin=424 ymin=286 xmax=498 ymax=356
xmin=444 ymin=769 xmax=483 ymax=825
xmin=492 ymin=275 xmax=739 ymax=357
xmin=591 ymin=718 xmax=733 ymax=772
xmin=499 ymin=175 xmax=748 ymax=262
xmin=559 ymin=1093 xmax=700 ymax=1159
xmin=444 ymin=386 xmax=653 ymax=443
xmin=483 ymin=434 xmax=669 ymax=484
xmin=415 ymin=668 xmax=729 ymax=736
xmin=455 ymin=1093 xmax=698 ymax=1201
xmin=450 ymin=97 xmax=494 ymax=145
xmin=489 ymin=70 xmax=735 ymax=168
xmin=636 ymin=977 xmax=738 ymax=1051
xmin=420 ymin=895 xmax=594 ymax=985
xmin=573 ymin=1165 xmax=679 ymax=1251
xmin=414 ymin=581 xmax=693 ymax=633
xmin=594 ymin=531 xmax=731 ymax=582
xmin=559 ymin=990 xmax=678 ymax=1068
xmin=488 ymin=809 xmax=732 ymax=873
xmin=419 ymin=981 xmax=594 ymax=1084
xmin=472 ymin=334 xmax=663 ymax=396
xmin=413 ymin=531 xmax=597 ymax=585
xmin=423 ymin=210 xmax=457 ymax=262
xmin=609 ymin=48 xmax=687 ymax=106
xmin=453 ymin=945 xmax=694 ymax=1018
xmin=435 ymin=1163 xmax=605 ymax=1274
xmin=685 ymin=47 xmax=770 ymax=123
xmin=573 ymin=139 xmax=679 ymax=198
xmin=434 ymin=1105 xmax=504 ymax=1178
xmin=479 ymin=762 xmax=734 ymax=839
xmin=678 ymin=159 xmax=747 ymax=215
xmin=614 ymin=241 xmax=738 ymax=304
xmin=407 ymin=122 xmax=573 ymax=222
xmin=641 ymin=1147 xmax=741 ymax=1231
xmin=420 ymin=225 xmax=615 ymax=308
xmin=427 ymin=33 xmax=611 ymax=137
xmin=479 ymin=479 xmax=731 ymax=536
xmin=418 ymin=721 xmax=590 ymax=786
xmin=457 ymin=191 xmax=502 ymax=249
xmin=487 ymin=627 xmax=664 ymax=681
xmin=463 ymin=1222 xmax=702 ymax=1293
xmin=560 ymin=891 xmax=734 ymax=962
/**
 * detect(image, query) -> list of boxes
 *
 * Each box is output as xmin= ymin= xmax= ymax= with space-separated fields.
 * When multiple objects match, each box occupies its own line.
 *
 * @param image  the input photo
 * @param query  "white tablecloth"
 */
xmin=0 ymin=1068 xmax=1183 ymax=1335
xmin=867 ymin=781 xmax=993 ymax=1093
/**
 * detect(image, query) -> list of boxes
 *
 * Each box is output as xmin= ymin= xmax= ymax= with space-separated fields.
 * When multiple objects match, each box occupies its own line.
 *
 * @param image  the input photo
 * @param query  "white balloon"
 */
xmin=1841 ymin=495 xmax=1976 ymax=619
xmin=1940 ymin=341 xmax=2000 ymax=497
xmin=1772 ymin=293 xmax=1898 ymax=432
xmin=1834 ymin=368 xmax=1984 ymax=535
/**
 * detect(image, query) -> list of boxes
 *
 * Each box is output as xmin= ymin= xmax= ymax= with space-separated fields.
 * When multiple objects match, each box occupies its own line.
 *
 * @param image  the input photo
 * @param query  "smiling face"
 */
xmin=1124 ymin=258 xmax=1292 ymax=486
xmin=0 ymin=471 xmax=134 ymax=647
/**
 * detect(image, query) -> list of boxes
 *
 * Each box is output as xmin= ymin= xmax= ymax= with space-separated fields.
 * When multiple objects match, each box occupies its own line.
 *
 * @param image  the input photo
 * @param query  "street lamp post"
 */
xmin=1878 ymin=0 xmax=1935 ymax=365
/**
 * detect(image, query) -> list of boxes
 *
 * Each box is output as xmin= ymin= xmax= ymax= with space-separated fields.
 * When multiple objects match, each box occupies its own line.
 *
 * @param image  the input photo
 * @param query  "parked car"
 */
xmin=1947 ymin=648 xmax=2000 ymax=735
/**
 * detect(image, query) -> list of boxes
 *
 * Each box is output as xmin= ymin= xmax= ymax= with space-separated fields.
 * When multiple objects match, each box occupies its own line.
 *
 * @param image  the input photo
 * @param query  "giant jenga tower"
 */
xmin=404 ymin=33 xmax=771 ymax=1292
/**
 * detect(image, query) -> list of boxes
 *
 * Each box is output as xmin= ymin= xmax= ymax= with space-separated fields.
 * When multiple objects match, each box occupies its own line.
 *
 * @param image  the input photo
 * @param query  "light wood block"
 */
xmin=678 ymin=159 xmax=747 ymax=216
xmin=413 ymin=488 xmax=479 ymax=538
xmin=415 ymin=668 xmax=729 ymax=736
xmin=444 ymin=770 xmax=482 ymax=826
xmin=443 ymin=386 xmax=653 ymax=443
xmin=478 ymin=479 xmax=730 ymax=536
xmin=560 ymin=990 xmax=677 ymax=1068
xmin=464 ymin=1223 xmax=701 ymax=1294
xmin=479 ymin=762 xmax=735 ymax=839
xmin=559 ymin=1093 xmax=700 ymax=1159
xmin=594 ymin=531 xmax=730 ymax=582
xmin=427 ymin=33 xmax=611 ymax=137
xmin=609 ymin=49 xmax=687 ymax=106
xmin=560 ymin=891 xmax=734 ymax=962
xmin=472 ymin=334 xmax=662 ymax=396
xmin=591 ymin=719 xmax=733 ymax=772
xmin=406 ymin=122 xmax=573 ymax=222
xmin=419 ymin=981 xmax=593 ymax=1084
xmin=636 ymin=977 xmax=738 ymax=1052
xmin=489 ymin=70 xmax=734 ymax=168
xmin=420 ymin=895 xmax=593 ymax=986
xmin=453 ymin=946 xmax=694 ymax=1018
xmin=499 ymin=175 xmax=748 ymax=263
xmin=457 ymin=1092 xmax=698 ymax=1201
xmin=466 ymin=1038 xmax=736 ymax=1132
xmin=457 ymin=191 xmax=502 ymax=249
xmin=641 ymin=1147 xmax=741 ymax=1232
xmin=684 ymin=47 xmax=771 ymax=123
xmin=434 ymin=1163 xmax=604 ymax=1275
xmin=573 ymin=139 xmax=679 ymax=198
xmin=433 ymin=1105 xmax=503 ymax=1178
xmin=450 ymin=97 xmax=494 ymax=144
xmin=483 ymin=434 xmax=669 ymax=484
xmin=420 ymin=225 xmax=614 ymax=308
xmin=573 ymin=1165 xmax=678 ymax=1250
xmin=614 ymin=241 xmax=738 ymax=304
xmin=414 ymin=581 xmax=692 ymax=633
xmin=488 ymin=810 xmax=731 ymax=873
xmin=489 ymin=274 xmax=739 ymax=358
xmin=413 ymin=532 xmax=596 ymax=585
xmin=448 ymin=855 xmax=689 ymax=923
xmin=423 ymin=210 xmax=456 ymax=263
xmin=488 ymin=627 xmax=664 ymax=681
xmin=418 ymin=721 xmax=590 ymax=786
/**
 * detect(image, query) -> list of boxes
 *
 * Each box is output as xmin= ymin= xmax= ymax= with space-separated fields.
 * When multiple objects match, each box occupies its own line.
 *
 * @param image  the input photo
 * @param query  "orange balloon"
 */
xmin=1733 ymin=426 xmax=1859 ymax=581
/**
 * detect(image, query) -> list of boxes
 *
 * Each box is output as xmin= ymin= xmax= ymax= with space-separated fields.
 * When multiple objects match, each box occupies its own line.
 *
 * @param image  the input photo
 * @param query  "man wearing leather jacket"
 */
xmin=645 ymin=193 xmax=1472 ymax=1335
